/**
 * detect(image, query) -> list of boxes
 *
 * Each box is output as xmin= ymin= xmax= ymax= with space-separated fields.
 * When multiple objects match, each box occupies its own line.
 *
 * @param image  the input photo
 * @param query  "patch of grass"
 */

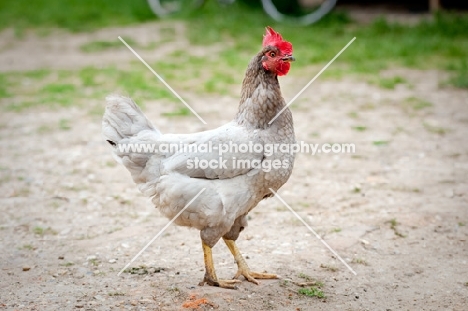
xmin=183 ymin=5 xmax=468 ymax=88
xmin=320 ymin=263 xmax=338 ymax=272
xmin=352 ymin=258 xmax=368 ymax=265
xmin=124 ymin=265 xmax=164 ymax=275
xmin=37 ymin=125 xmax=52 ymax=134
xmin=374 ymin=76 xmax=407 ymax=89
xmin=105 ymin=161 xmax=116 ymax=167
xmin=458 ymin=222 xmax=465 ymax=227
xmin=373 ymin=140 xmax=389 ymax=146
xmin=402 ymin=97 xmax=433 ymax=114
xmin=298 ymin=273 xmax=313 ymax=282
xmin=61 ymin=262 xmax=75 ymax=267
xmin=0 ymin=0 xmax=156 ymax=32
xmin=80 ymin=37 xmax=136 ymax=53
xmin=23 ymin=69 xmax=51 ymax=80
xmin=162 ymin=107 xmax=191 ymax=117
xmin=0 ymin=74 xmax=11 ymax=98
xmin=2 ymin=64 xmax=181 ymax=113
xmin=331 ymin=228 xmax=342 ymax=233
xmin=447 ymin=59 xmax=468 ymax=89
xmin=79 ymin=67 xmax=100 ymax=87
xmin=37 ymin=83 xmax=77 ymax=108
xmin=423 ymin=122 xmax=448 ymax=135
xmin=21 ymin=244 xmax=35 ymax=250
xmin=58 ymin=119 xmax=71 ymax=130
xmin=108 ymin=291 xmax=125 ymax=296
xmin=387 ymin=218 xmax=406 ymax=238
xmin=0 ymin=1 xmax=466 ymax=88
xmin=352 ymin=126 xmax=367 ymax=132
xmin=298 ymin=287 xmax=325 ymax=299
xmin=32 ymin=226 xmax=57 ymax=236
xmin=41 ymin=83 xmax=76 ymax=95
xmin=89 ymin=258 xmax=100 ymax=266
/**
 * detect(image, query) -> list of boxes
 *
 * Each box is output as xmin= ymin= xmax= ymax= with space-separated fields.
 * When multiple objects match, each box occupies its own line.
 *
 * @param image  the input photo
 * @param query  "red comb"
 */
xmin=262 ymin=26 xmax=293 ymax=55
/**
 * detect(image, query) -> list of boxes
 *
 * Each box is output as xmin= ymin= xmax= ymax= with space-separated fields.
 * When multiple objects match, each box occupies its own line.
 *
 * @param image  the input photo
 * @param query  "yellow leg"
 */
xmin=199 ymin=241 xmax=241 ymax=289
xmin=223 ymin=238 xmax=278 ymax=285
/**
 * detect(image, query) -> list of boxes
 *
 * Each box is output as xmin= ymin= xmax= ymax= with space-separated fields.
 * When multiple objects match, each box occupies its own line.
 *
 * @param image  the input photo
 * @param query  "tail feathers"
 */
xmin=103 ymin=94 xmax=161 ymax=184
xmin=102 ymin=94 xmax=161 ymax=145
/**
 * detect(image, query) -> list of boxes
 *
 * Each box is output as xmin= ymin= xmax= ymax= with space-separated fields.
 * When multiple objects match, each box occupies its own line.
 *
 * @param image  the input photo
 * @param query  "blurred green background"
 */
xmin=0 ymin=0 xmax=467 ymax=113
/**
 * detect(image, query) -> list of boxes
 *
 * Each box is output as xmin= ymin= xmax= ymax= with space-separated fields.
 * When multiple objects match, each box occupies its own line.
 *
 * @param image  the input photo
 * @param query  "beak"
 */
xmin=282 ymin=55 xmax=295 ymax=62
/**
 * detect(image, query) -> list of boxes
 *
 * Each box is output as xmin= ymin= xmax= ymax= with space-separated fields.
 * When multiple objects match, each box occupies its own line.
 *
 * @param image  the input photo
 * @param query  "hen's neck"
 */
xmin=235 ymin=53 xmax=288 ymax=129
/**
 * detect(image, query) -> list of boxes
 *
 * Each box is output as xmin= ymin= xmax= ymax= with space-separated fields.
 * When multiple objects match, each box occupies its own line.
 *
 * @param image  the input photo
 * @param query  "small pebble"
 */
xmin=22 ymin=266 xmax=30 ymax=271
xmin=58 ymin=256 xmax=65 ymax=260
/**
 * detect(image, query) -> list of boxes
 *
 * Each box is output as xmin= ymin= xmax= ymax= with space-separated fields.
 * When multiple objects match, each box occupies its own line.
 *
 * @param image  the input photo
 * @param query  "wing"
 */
xmin=159 ymin=121 xmax=264 ymax=180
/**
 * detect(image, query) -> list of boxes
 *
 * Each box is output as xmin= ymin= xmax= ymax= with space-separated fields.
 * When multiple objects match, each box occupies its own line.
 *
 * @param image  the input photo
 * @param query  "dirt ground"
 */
xmin=0 ymin=23 xmax=467 ymax=311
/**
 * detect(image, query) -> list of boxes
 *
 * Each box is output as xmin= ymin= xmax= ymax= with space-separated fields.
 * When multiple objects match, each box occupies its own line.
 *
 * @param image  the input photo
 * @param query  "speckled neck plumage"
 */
xmin=235 ymin=52 xmax=289 ymax=129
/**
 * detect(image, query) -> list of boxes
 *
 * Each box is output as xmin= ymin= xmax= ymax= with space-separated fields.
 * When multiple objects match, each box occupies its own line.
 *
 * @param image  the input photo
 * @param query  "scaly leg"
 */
xmin=223 ymin=238 xmax=278 ymax=285
xmin=198 ymin=241 xmax=241 ymax=289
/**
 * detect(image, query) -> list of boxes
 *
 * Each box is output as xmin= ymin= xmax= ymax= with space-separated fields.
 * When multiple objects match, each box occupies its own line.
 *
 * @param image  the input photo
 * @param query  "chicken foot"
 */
xmin=199 ymin=241 xmax=241 ymax=289
xmin=223 ymin=238 xmax=278 ymax=285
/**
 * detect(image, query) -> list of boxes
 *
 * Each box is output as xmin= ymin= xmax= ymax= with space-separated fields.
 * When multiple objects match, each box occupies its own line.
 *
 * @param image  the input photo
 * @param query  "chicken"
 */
xmin=102 ymin=27 xmax=295 ymax=289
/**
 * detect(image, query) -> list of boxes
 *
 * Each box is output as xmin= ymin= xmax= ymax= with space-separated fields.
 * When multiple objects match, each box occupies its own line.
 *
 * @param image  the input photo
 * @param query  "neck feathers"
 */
xmin=235 ymin=53 xmax=287 ymax=129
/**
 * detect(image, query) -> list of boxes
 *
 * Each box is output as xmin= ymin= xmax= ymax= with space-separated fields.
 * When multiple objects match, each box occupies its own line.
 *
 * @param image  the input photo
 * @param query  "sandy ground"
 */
xmin=0 ymin=23 xmax=467 ymax=311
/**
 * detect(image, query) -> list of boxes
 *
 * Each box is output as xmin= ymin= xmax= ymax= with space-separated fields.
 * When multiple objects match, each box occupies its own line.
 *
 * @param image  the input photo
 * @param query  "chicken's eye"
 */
xmin=270 ymin=52 xmax=276 ymax=57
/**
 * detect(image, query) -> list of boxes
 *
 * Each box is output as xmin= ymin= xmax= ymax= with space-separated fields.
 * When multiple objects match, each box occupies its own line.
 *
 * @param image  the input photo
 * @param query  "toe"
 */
xmin=249 ymin=271 xmax=278 ymax=279
xmin=218 ymin=279 xmax=241 ymax=289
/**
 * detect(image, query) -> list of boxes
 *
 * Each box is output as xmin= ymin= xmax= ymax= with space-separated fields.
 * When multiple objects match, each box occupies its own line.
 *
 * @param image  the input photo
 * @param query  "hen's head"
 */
xmin=261 ymin=27 xmax=294 ymax=76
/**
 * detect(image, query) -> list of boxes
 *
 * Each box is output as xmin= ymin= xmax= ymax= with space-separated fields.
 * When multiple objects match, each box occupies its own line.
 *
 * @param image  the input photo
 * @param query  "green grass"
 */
xmin=320 ymin=263 xmax=338 ymax=272
xmin=423 ymin=122 xmax=448 ymax=135
xmin=0 ymin=74 xmax=12 ymax=98
xmin=21 ymin=244 xmax=35 ymax=250
xmin=108 ymin=291 xmax=125 ymax=296
xmin=352 ymin=126 xmax=367 ymax=132
xmin=32 ymin=226 xmax=57 ymax=236
xmin=404 ymin=97 xmax=433 ymax=111
xmin=162 ymin=107 xmax=191 ymax=117
xmin=0 ymin=3 xmax=467 ymax=114
xmin=1 ymin=65 xmax=178 ymax=113
xmin=0 ymin=0 xmax=155 ymax=32
xmin=58 ymin=119 xmax=71 ymax=131
xmin=387 ymin=218 xmax=406 ymax=238
xmin=298 ymin=287 xmax=325 ymax=299
xmin=182 ymin=3 xmax=468 ymax=88
xmin=447 ymin=60 xmax=468 ymax=88
xmin=374 ymin=76 xmax=407 ymax=90
xmin=2 ymin=1 xmax=463 ymax=89
xmin=373 ymin=140 xmax=389 ymax=146
xmin=352 ymin=258 xmax=369 ymax=265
